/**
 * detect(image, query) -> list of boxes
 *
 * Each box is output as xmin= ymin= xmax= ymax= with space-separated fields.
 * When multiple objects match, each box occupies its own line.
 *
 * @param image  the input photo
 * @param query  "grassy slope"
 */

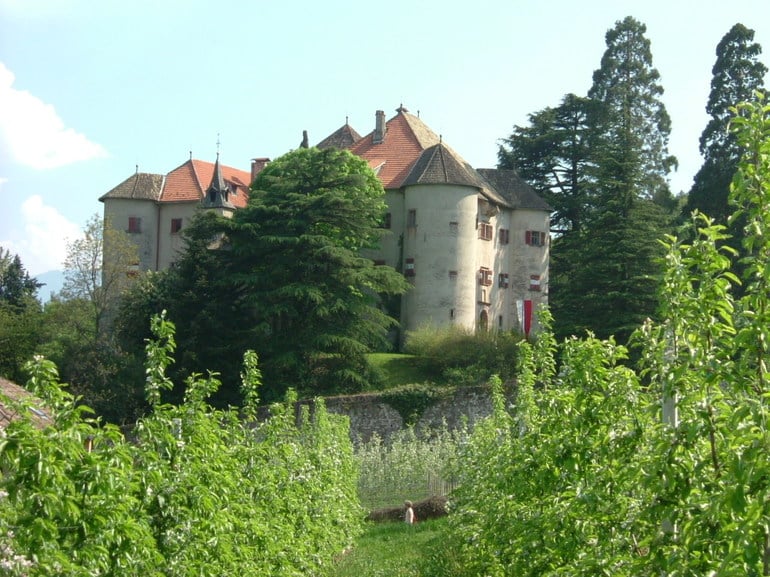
xmin=366 ymin=353 xmax=434 ymax=390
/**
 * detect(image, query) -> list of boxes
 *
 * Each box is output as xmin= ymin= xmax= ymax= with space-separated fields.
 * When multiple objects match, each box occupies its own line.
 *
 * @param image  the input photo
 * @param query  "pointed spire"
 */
xmin=203 ymin=152 xmax=233 ymax=209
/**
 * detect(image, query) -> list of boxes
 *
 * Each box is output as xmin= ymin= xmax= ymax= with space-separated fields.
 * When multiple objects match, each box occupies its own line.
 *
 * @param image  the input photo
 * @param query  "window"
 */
xmin=128 ymin=217 xmax=142 ymax=234
xmin=448 ymin=270 xmax=458 ymax=281
xmin=450 ymin=308 xmax=455 ymax=320
xmin=171 ymin=218 xmax=183 ymax=234
xmin=499 ymin=228 xmax=510 ymax=244
xmin=498 ymin=315 xmax=503 ymax=328
xmin=529 ymin=275 xmax=541 ymax=291
xmin=407 ymin=209 xmax=417 ymax=228
xmin=525 ymin=230 xmax=547 ymax=247
xmin=479 ymin=267 xmax=493 ymax=286
xmin=127 ymin=261 xmax=140 ymax=278
xmin=478 ymin=222 xmax=493 ymax=241
xmin=405 ymin=257 xmax=416 ymax=277
xmin=498 ymin=273 xmax=509 ymax=288
xmin=449 ymin=221 xmax=459 ymax=234
xmin=381 ymin=213 xmax=392 ymax=229
xmin=373 ymin=259 xmax=386 ymax=266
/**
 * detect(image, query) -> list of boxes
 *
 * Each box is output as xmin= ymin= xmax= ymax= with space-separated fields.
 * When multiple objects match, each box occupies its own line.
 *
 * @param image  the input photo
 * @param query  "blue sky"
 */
xmin=1 ymin=0 xmax=768 ymax=275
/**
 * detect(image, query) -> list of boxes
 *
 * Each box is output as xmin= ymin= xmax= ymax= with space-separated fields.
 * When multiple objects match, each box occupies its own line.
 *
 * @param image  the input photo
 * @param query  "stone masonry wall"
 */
xmin=306 ymin=384 xmax=513 ymax=444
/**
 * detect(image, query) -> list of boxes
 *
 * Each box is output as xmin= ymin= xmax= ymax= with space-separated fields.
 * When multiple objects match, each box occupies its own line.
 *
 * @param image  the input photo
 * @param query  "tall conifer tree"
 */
xmin=498 ymin=94 xmax=601 ymax=234
xmin=555 ymin=16 xmax=676 ymax=342
xmin=684 ymin=23 xmax=766 ymax=223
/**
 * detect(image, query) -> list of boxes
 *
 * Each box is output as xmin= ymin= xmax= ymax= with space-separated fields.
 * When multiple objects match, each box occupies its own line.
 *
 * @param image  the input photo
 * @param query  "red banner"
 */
xmin=524 ymin=300 xmax=533 ymax=337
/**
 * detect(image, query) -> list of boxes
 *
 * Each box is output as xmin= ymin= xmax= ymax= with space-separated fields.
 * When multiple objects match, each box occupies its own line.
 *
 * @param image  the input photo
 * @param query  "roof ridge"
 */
xmin=397 ymin=111 xmax=440 ymax=149
xmin=189 ymin=159 xmax=205 ymax=195
xmin=438 ymin=143 xmax=449 ymax=182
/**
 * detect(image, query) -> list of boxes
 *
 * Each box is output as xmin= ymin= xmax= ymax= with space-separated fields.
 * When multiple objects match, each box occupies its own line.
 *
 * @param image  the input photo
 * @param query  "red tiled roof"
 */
xmin=1 ymin=377 xmax=51 ymax=429
xmin=349 ymin=109 xmax=440 ymax=189
xmin=160 ymin=159 xmax=251 ymax=208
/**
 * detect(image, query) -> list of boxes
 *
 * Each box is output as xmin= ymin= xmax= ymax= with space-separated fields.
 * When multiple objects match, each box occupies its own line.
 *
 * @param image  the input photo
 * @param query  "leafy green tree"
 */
xmin=115 ymin=213 xmax=245 ymax=408
xmin=220 ymin=147 xmax=409 ymax=396
xmin=116 ymin=147 xmax=409 ymax=403
xmin=550 ymin=17 xmax=676 ymax=342
xmin=551 ymin=198 xmax=671 ymax=342
xmin=61 ymin=214 xmax=138 ymax=335
xmin=0 ymin=248 xmax=41 ymax=307
xmin=0 ymin=248 xmax=42 ymax=382
xmin=437 ymin=95 xmax=770 ymax=577
xmin=37 ymin=216 xmax=142 ymax=423
xmin=498 ymin=93 xmax=602 ymax=234
xmin=1 ymin=314 xmax=362 ymax=575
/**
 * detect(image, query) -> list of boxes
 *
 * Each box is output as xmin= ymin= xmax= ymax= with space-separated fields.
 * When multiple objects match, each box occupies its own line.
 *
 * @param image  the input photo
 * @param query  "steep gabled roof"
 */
xmin=476 ymin=169 xmax=552 ymax=212
xmin=161 ymin=159 xmax=251 ymax=208
xmin=348 ymin=107 xmax=440 ymax=189
xmin=316 ymin=122 xmax=362 ymax=150
xmin=99 ymin=172 xmax=164 ymax=201
xmin=100 ymin=160 xmax=251 ymax=208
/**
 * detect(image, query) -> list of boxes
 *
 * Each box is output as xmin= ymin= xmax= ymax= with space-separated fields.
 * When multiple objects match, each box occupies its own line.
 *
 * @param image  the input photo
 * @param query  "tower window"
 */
xmin=405 ymin=257 xmax=416 ymax=277
xmin=171 ymin=218 xmax=183 ymax=233
xmin=525 ymin=230 xmax=547 ymax=247
xmin=128 ymin=217 xmax=142 ymax=234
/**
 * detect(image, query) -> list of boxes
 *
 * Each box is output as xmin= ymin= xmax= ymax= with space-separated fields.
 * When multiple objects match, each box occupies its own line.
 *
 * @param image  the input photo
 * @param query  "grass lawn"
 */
xmin=333 ymin=518 xmax=450 ymax=577
xmin=366 ymin=353 xmax=434 ymax=390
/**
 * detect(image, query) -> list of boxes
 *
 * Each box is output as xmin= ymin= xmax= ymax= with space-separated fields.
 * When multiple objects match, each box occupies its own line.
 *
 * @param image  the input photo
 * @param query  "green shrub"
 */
xmin=403 ymin=325 xmax=522 ymax=384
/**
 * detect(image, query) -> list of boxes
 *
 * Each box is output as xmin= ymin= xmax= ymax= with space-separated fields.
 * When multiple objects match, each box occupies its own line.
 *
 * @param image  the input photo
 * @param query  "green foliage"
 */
xmin=379 ymin=384 xmax=452 ymax=427
xmin=0 ymin=313 xmax=362 ymax=576
xmin=551 ymin=196 xmax=671 ymax=342
xmin=588 ymin=16 xmax=677 ymax=206
xmin=685 ymin=23 xmax=767 ymax=219
xmin=498 ymin=93 xmax=602 ymax=234
xmin=116 ymin=147 xmax=409 ymax=405
xmin=403 ymin=325 xmax=522 ymax=385
xmin=0 ymin=249 xmax=42 ymax=383
xmin=500 ymin=17 xmax=678 ymax=344
xmin=222 ymin=147 xmax=409 ymax=397
xmin=365 ymin=353 xmax=434 ymax=390
xmin=441 ymin=96 xmax=770 ymax=575
xmin=355 ymin=425 xmax=465 ymax=511
xmin=0 ymin=248 xmax=41 ymax=308
xmin=61 ymin=214 xmax=138 ymax=336
xmin=333 ymin=518 xmax=449 ymax=577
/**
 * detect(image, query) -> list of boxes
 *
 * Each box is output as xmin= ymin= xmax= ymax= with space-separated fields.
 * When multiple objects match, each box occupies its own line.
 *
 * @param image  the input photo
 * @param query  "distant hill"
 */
xmin=35 ymin=270 xmax=65 ymax=303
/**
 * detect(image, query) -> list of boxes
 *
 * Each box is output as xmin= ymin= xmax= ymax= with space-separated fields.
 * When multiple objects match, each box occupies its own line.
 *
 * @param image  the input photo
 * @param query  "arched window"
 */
xmin=479 ymin=310 xmax=489 ymax=332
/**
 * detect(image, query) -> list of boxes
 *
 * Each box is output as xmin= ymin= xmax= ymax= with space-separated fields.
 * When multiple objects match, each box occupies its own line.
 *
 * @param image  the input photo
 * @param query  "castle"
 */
xmin=100 ymin=106 xmax=550 ymax=336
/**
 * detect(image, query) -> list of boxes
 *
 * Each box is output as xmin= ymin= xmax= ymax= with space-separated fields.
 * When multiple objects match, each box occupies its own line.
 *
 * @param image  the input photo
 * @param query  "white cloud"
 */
xmin=0 ymin=195 xmax=81 ymax=275
xmin=0 ymin=61 xmax=108 ymax=170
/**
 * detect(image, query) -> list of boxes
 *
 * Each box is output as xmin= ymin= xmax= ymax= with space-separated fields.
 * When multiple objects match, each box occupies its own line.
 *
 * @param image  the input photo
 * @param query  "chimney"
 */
xmin=373 ymin=110 xmax=386 ymax=144
xmin=251 ymin=157 xmax=270 ymax=184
